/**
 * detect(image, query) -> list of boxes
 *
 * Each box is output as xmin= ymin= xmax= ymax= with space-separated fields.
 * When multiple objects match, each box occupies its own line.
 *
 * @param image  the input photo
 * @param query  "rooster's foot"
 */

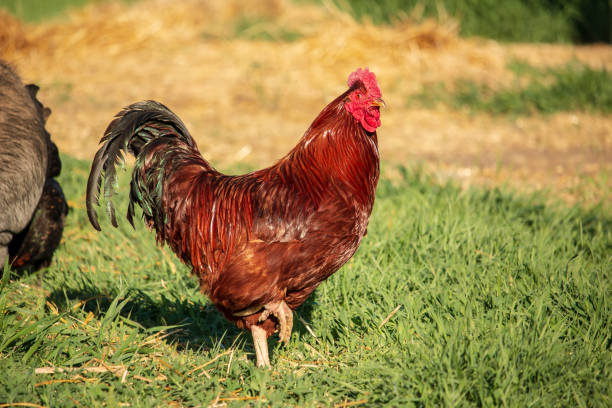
xmin=251 ymin=325 xmax=270 ymax=368
xmin=259 ymin=300 xmax=293 ymax=344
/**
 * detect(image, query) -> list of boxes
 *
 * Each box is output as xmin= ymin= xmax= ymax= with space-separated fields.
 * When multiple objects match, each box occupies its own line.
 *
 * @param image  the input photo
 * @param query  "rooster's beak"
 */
xmin=371 ymin=98 xmax=386 ymax=108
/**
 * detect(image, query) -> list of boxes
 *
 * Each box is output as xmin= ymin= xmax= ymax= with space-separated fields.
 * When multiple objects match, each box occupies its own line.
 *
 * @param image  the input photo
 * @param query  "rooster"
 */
xmin=86 ymin=68 xmax=384 ymax=367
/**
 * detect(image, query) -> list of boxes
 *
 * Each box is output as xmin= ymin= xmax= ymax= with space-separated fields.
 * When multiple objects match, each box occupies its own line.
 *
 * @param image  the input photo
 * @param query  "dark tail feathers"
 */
xmin=86 ymin=101 xmax=195 ymax=231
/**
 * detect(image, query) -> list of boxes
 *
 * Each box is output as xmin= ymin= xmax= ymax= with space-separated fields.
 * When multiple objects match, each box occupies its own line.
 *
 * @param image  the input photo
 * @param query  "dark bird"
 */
xmin=0 ymin=60 xmax=68 ymax=272
xmin=86 ymin=68 xmax=384 ymax=367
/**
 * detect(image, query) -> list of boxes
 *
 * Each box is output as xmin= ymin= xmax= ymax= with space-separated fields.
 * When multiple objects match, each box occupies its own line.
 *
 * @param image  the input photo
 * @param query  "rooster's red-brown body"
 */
xmin=86 ymin=68 xmax=383 ymax=367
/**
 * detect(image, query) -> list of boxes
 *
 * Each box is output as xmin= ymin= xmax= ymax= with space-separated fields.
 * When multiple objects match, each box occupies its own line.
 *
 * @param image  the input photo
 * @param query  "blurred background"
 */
xmin=1 ymin=0 xmax=610 ymax=203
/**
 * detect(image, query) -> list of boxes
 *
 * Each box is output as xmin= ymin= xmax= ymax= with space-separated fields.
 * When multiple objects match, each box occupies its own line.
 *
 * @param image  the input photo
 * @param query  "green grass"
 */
xmin=232 ymin=16 xmax=303 ymax=42
xmin=200 ymin=17 xmax=304 ymax=43
xmin=313 ymin=0 xmax=611 ymax=43
xmin=1 ymin=156 xmax=610 ymax=406
xmin=1 ymin=0 xmax=95 ymax=21
xmin=409 ymin=61 xmax=612 ymax=115
xmin=0 ymin=0 xmax=136 ymax=22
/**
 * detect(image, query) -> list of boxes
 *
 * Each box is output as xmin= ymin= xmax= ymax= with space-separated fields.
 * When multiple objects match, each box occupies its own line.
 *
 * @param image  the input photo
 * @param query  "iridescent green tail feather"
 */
xmin=86 ymin=101 xmax=196 ymax=231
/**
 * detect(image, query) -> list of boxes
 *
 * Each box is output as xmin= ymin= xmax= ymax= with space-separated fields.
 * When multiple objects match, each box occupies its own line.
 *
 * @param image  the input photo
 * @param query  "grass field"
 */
xmin=1 ymin=0 xmax=100 ymax=21
xmin=316 ymin=0 xmax=611 ymax=43
xmin=1 ymin=0 xmax=611 ymax=406
xmin=1 ymin=156 xmax=610 ymax=407
xmin=409 ymin=61 xmax=612 ymax=115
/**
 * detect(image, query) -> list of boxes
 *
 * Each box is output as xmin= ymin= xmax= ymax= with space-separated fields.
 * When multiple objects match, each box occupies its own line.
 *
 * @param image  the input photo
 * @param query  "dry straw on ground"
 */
xmin=1 ymin=0 xmax=610 ymax=202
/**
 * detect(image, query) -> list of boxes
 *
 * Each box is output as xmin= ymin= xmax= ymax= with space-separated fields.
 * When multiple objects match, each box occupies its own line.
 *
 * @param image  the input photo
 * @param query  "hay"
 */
xmin=0 ymin=0 xmax=465 ymax=163
xmin=0 ymin=11 xmax=32 ymax=56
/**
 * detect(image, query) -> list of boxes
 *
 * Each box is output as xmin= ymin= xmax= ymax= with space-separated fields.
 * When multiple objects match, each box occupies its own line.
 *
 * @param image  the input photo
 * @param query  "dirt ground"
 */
xmin=1 ymin=0 xmax=610 ymax=204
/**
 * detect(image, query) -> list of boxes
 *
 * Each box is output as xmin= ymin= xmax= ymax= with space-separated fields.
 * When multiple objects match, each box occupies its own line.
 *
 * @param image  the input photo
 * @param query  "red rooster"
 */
xmin=86 ymin=68 xmax=384 ymax=367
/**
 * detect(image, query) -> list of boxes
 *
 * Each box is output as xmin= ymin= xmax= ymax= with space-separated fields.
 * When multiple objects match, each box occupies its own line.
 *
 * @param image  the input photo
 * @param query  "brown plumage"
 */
xmin=86 ymin=68 xmax=384 ymax=367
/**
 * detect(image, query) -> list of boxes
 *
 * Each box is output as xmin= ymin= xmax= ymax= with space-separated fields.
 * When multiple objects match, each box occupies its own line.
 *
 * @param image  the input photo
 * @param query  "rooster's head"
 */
xmin=345 ymin=67 xmax=384 ymax=132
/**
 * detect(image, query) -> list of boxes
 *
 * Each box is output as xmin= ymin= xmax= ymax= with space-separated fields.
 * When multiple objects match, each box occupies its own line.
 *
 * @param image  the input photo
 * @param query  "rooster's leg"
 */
xmin=258 ymin=300 xmax=293 ymax=344
xmin=251 ymin=325 xmax=270 ymax=368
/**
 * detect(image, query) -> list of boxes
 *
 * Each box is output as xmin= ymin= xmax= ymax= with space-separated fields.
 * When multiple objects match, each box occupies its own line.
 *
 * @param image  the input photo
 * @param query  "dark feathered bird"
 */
xmin=86 ymin=68 xmax=384 ymax=367
xmin=0 ymin=60 xmax=68 ymax=271
xmin=9 ymin=178 xmax=68 ymax=269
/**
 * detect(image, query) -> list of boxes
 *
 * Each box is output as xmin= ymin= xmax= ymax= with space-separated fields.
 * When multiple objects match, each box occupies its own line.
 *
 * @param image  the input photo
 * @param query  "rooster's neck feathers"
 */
xmin=271 ymin=88 xmax=380 ymax=207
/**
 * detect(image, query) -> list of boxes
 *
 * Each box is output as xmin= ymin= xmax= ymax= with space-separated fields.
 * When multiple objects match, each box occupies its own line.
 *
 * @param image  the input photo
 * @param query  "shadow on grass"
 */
xmin=46 ymin=281 xmax=318 ymax=357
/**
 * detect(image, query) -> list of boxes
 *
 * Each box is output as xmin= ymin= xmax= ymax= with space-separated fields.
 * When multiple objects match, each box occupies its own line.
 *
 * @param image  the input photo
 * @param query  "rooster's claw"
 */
xmin=259 ymin=300 xmax=293 ymax=344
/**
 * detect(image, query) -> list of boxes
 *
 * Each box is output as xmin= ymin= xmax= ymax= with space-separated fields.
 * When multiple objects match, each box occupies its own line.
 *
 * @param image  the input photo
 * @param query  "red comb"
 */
xmin=347 ymin=68 xmax=381 ymax=99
